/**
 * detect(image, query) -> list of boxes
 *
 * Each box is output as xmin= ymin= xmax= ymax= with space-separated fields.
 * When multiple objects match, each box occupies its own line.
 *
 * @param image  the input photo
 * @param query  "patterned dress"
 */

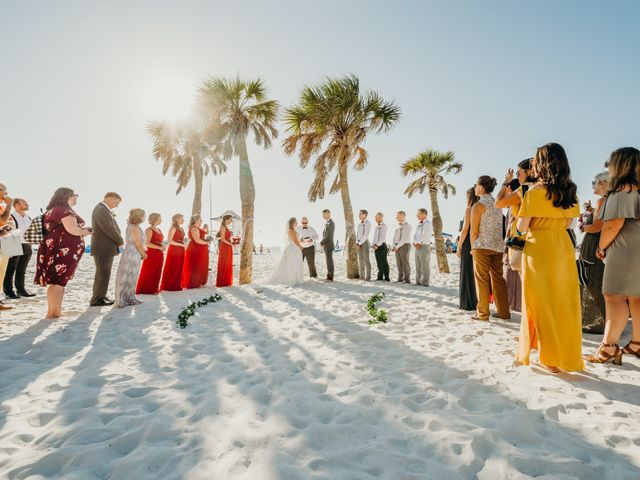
xmin=34 ymin=206 xmax=85 ymax=287
xmin=114 ymin=224 xmax=144 ymax=307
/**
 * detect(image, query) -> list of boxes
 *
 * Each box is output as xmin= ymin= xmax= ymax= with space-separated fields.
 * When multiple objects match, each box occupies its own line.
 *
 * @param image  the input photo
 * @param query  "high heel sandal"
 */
xmin=622 ymin=340 xmax=640 ymax=358
xmin=585 ymin=343 xmax=622 ymax=365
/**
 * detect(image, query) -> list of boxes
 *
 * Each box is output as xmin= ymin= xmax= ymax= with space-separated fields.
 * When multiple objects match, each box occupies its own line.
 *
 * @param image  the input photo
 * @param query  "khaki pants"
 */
xmin=473 ymin=249 xmax=510 ymax=319
xmin=0 ymin=256 xmax=9 ymax=289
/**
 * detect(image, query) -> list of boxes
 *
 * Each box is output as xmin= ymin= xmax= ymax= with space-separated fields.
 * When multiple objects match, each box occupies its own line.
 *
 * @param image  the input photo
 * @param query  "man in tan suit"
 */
xmin=90 ymin=192 xmax=123 ymax=306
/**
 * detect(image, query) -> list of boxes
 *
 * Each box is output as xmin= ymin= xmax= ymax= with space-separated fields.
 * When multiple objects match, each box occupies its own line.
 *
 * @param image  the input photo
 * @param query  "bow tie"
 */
xmin=302 ymin=227 xmax=308 ymax=229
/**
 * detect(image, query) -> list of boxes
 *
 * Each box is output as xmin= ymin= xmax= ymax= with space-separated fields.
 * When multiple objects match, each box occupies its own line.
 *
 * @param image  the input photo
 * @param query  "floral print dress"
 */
xmin=35 ymin=206 xmax=85 ymax=287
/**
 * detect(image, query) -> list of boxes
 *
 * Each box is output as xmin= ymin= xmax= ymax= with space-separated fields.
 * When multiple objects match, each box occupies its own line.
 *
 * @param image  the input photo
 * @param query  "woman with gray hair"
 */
xmin=579 ymin=171 xmax=609 ymax=333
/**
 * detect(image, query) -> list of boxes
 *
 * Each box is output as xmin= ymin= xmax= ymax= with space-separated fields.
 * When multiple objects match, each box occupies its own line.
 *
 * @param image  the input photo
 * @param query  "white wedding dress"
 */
xmin=266 ymin=235 xmax=304 ymax=286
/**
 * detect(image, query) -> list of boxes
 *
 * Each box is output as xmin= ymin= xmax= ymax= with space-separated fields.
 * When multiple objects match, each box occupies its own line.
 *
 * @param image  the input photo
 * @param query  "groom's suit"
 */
xmin=320 ymin=219 xmax=335 ymax=281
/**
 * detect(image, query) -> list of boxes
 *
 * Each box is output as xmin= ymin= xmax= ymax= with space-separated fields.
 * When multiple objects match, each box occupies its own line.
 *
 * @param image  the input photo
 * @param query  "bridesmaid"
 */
xmin=456 ymin=187 xmax=478 ymax=310
xmin=182 ymin=214 xmax=211 ymax=289
xmin=515 ymin=143 xmax=583 ymax=372
xmin=114 ymin=209 xmax=147 ymax=307
xmin=136 ymin=213 xmax=164 ymax=294
xmin=216 ymin=214 xmax=234 ymax=287
xmin=160 ymin=214 xmax=186 ymax=291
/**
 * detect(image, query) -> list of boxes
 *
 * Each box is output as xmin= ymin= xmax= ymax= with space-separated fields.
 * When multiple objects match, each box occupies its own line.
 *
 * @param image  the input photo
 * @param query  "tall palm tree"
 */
xmin=147 ymin=120 xmax=227 ymax=216
xmin=197 ymin=77 xmax=279 ymax=285
xmin=401 ymin=149 xmax=462 ymax=274
xmin=283 ymin=75 xmax=401 ymax=278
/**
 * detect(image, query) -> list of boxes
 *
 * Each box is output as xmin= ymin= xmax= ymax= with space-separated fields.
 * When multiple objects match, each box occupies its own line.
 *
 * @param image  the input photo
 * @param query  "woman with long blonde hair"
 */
xmin=182 ymin=214 xmax=211 ymax=289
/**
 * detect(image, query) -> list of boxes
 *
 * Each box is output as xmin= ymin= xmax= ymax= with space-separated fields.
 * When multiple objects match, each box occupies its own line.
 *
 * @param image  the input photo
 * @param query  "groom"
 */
xmin=320 ymin=209 xmax=335 ymax=281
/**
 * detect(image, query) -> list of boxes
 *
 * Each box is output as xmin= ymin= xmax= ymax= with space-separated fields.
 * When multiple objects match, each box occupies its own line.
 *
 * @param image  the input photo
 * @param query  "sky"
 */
xmin=1 ymin=0 xmax=639 ymax=246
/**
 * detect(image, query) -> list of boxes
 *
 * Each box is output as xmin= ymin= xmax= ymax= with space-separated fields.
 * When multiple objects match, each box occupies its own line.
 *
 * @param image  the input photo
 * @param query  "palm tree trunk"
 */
xmin=236 ymin=136 xmax=255 ymax=284
xmin=429 ymin=187 xmax=450 ymax=273
xmin=338 ymin=160 xmax=359 ymax=278
xmin=192 ymin=156 xmax=203 ymax=216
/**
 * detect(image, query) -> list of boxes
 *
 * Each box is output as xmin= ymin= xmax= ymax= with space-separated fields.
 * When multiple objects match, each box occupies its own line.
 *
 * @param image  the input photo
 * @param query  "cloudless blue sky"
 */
xmin=1 ymin=0 xmax=638 ymax=245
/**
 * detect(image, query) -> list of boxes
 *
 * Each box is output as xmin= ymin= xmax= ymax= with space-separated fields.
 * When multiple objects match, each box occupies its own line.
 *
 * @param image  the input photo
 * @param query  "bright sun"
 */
xmin=137 ymin=72 xmax=198 ymax=121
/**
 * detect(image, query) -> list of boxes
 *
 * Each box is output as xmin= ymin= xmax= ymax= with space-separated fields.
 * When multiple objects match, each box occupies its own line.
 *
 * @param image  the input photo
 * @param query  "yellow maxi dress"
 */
xmin=515 ymin=188 xmax=584 ymax=371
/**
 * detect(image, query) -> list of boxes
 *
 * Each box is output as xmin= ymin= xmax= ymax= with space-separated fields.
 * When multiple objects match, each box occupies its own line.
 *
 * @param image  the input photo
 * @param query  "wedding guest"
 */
xmin=114 ymin=209 xmax=146 ymax=308
xmin=182 ymin=214 xmax=211 ymax=289
xmin=579 ymin=171 xmax=609 ymax=334
xmin=356 ymin=209 xmax=372 ymax=281
xmin=587 ymin=147 xmax=640 ymax=365
xmin=136 ymin=213 xmax=165 ymax=295
xmin=3 ymin=198 xmax=36 ymax=298
xmin=515 ymin=143 xmax=583 ymax=372
xmin=413 ymin=208 xmax=433 ymax=287
xmin=320 ymin=209 xmax=335 ymax=281
xmin=470 ymin=176 xmax=510 ymax=320
xmin=296 ymin=216 xmax=319 ymax=278
xmin=160 ymin=214 xmax=186 ymax=291
xmin=392 ymin=211 xmax=412 ymax=283
xmin=0 ymin=183 xmax=14 ymax=310
xmin=216 ymin=214 xmax=234 ymax=287
xmin=457 ymin=188 xmax=479 ymax=310
xmin=35 ymin=188 xmax=91 ymax=318
xmin=372 ymin=212 xmax=390 ymax=281
xmin=90 ymin=192 xmax=123 ymax=307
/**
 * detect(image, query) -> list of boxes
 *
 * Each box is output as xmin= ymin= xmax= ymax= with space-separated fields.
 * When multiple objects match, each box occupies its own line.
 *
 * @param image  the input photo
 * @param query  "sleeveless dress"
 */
xmin=266 ymin=234 xmax=304 ymax=286
xmin=458 ymin=234 xmax=477 ymax=310
xmin=182 ymin=227 xmax=209 ymax=289
xmin=34 ymin=206 xmax=85 ymax=287
xmin=515 ymin=188 xmax=583 ymax=371
xmin=216 ymin=228 xmax=234 ymax=287
xmin=114 ymin=224 xmax=144 ymax=307
xmin=136 ymin=228 xmax=164 ymax=294
xmin=160 ymin=226 xmax=185 ymax=291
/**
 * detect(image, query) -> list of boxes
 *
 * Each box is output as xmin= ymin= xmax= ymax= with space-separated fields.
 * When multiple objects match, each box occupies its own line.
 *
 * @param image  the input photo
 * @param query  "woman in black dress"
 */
xmin=456 ymin=188 xmax=479 ymax=310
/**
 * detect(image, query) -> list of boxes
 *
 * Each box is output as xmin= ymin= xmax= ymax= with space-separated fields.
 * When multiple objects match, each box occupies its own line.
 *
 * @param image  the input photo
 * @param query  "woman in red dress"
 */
xmin=182 ymin=214 xmax=211 ymax=289
xmin=160 ymin=214 xmax=186 ymax=291
xmin=216 ymin=214 xmax=234 ymax=287
xmin=136 ymin=213 xmax=165 ymax=294
xmin=35 ymin=187 xmax=92 ymax=318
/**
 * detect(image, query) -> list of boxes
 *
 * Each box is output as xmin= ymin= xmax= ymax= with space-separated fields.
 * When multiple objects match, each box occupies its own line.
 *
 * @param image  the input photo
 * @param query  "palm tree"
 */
xmin=147 ymin=120 xmax=227 ymax=216
xmin=283 ymin=75 xmax=401 ymax=278
xmin=197 ymin=77 xmax=279 ymax=285
xmin=401 ymin=149 xmax=462 ymax=274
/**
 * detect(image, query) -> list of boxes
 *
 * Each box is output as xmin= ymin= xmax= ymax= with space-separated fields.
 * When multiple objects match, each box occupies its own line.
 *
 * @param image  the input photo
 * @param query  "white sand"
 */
xmin=0 ymin=252 xmax=639 ymax=479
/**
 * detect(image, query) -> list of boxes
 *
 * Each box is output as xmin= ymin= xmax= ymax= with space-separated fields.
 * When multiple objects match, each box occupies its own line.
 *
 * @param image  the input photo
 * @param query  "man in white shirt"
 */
xmin=392 ymin=211 xmax=412 ymax=283
xmin=0 ymin=183 xmax=14 ymax=310
xmin=3 ymin=198 xmax=35 ymax=298
xmin=413 ymin=208 xmax=433 ymax=287
xmin=356 ymin=209 xmax=372 ymax=281
xmin=372 ymin=212 xmax=390 ymax=281
xmin=296 ymin=216 xmax=319 ymax=278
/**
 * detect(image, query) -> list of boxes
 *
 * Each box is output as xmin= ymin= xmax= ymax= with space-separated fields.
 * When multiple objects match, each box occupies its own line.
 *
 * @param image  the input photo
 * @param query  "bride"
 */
xmin=265 ymin=217 xmax=304 ymax=286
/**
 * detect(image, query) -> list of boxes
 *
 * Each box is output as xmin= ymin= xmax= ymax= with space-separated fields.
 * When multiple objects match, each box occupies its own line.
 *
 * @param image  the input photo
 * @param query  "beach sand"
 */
xmin=1 ymin=252 xmax=639 ymax=479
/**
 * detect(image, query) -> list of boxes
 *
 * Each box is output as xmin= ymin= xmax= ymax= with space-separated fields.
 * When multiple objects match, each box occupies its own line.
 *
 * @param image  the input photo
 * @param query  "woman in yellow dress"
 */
xmin=515 ymin=143 xmax=584 ymax=372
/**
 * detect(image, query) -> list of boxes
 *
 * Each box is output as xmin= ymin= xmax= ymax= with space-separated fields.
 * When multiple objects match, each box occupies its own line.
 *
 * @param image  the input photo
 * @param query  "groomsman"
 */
xmin=413 ymin=208 xmax=433 ymax=287
xmin=320 ymin=209 xmax=335 ymax=281
xmin=372 ymin=212 xmax=390 ymax=281
xmin=3 ymin=198 xmax=35 ymax=298
xmin=296 ymin=216 xmax=319 ymax=278
xmin=356 ymin=209 xmax=372 ymax=281
xmin=90 ymin=192 xmax=123 ymax=306
xmin=391 ymin=211 xmax=412 ymax=283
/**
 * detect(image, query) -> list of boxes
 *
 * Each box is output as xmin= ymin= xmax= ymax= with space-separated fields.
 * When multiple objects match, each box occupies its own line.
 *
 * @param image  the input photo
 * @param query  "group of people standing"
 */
xmin=456 ymin=143 xmax=640 ymax=372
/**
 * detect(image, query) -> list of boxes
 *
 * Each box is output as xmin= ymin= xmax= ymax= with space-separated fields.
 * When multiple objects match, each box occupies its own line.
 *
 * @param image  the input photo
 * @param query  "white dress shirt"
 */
xmin=372 ymin=222 xmax=388 ymax=247
xmin=356 ymin=219 xmax=371 ymax=245
xmin=393 ymin=222 xmax=412 ymax=248
xmin=413 ymin=219 xmax=432 ymax=245
xmin=296 ymin=225 xmax=319 ymax=248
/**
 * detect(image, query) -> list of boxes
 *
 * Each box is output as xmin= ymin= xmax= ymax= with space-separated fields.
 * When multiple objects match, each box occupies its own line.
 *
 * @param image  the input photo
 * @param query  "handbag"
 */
xmin=508 ymin=247 xmax=523 ymax=272
xmin=0 ymin=230 xmax=24 ymax=257
xmin=23 ymin=214 xmax=45 ymax=244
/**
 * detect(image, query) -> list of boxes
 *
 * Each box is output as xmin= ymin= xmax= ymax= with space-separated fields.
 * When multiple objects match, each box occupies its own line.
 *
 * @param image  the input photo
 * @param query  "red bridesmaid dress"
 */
xmin=216 ymin=228 xmax=234 ymax=287
xmin=182 ymin=227 xmax=210 ymax=289
xmin=160 ymin=226 xmax=185 ymax=291
xmin=136 ymin=228 xmax=164 ymax=294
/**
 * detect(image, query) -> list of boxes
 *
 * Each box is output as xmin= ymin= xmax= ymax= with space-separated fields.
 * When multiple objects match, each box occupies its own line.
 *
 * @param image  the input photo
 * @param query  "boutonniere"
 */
xmin=111 ymin=211 xmax=117 ymax=219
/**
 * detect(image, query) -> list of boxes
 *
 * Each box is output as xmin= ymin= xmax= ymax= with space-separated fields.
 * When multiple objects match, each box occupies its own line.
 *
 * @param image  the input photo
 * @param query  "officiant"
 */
xmin=296 ymin=216 xmax=319 ymax=278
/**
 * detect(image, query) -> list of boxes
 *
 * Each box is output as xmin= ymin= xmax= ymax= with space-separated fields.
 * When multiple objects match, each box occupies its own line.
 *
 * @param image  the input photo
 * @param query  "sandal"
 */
xmin=585 ymin=343 xmax=622 ymax=365
xmin=622 ymin=340 xmax=640 ymax=358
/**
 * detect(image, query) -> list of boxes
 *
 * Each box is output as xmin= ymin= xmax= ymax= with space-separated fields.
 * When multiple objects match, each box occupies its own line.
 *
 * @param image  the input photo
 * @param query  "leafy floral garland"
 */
xmin=367 ymin=292 xmax=388 ymax=325
xmin=177 ymin=294 xmax=222 ymax=329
